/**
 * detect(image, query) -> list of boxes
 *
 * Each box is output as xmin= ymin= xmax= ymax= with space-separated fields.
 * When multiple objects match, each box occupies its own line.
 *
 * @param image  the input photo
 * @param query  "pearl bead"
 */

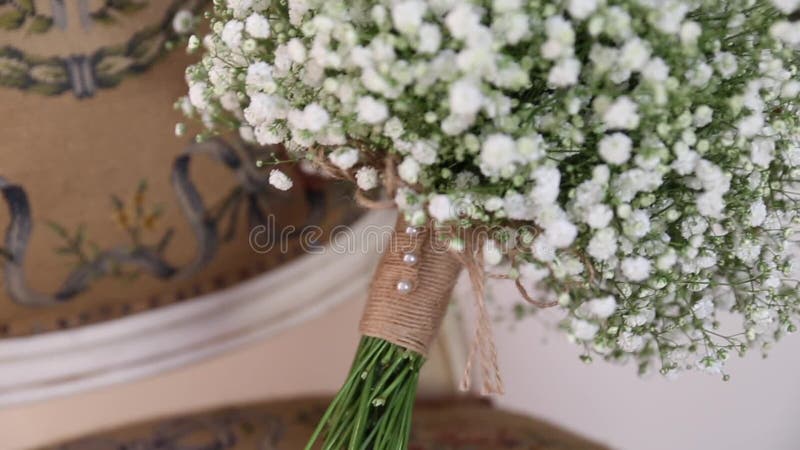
xmin=405 ymin=226 xmax=419 ymax=236
xmin=396 ymin=280 xmax=413 ymax=294
xmin=402 ymin=253 xmax=418 ymax=266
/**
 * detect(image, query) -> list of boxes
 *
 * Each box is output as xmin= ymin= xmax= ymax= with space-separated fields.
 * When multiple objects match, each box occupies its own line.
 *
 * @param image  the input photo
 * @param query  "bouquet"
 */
xmin=180 ymin=0 xmax=800 ymax=448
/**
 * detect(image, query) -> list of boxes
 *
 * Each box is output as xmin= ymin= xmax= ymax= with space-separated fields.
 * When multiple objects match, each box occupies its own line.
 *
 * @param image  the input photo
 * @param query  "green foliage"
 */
xmin=47 ymin=221 xmax=95 ymax=266
xmin=15 ymin=0 xmax=34 ymax=14
xmin=27 ymin=15 xmax=52 ymax=34
xmin=0 ymin=9 xmax=24 ymax=30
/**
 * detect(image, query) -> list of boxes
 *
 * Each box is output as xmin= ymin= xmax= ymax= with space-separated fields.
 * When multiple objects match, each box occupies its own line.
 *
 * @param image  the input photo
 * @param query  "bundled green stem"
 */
xmin=306 ymin=336 xmax=425 ymax=450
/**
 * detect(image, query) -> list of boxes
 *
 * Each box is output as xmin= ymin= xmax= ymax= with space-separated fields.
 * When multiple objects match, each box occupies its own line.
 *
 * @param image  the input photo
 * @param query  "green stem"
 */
xmin=306 ymin=336 xmax=425 ymax=450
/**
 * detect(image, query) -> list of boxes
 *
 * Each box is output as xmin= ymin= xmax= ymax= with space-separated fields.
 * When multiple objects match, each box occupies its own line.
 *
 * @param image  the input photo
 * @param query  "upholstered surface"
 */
xmin=41 ymin=397 xmax=609 ymax=450
xmin=0 ymin=1 xmax=361 ymax=338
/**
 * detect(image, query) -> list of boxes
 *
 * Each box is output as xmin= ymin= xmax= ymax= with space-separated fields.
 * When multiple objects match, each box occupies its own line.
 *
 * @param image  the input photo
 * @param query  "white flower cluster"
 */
xmin=183 ymin=0 xmax=800 ymax=378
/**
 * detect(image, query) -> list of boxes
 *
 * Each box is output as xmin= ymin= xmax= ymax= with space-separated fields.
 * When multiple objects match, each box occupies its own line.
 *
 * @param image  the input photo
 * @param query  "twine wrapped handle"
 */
xmin=359 ymin=217 xmax=505 ymax=395
xmin=308 ymin=147 xmax=504 ymax=393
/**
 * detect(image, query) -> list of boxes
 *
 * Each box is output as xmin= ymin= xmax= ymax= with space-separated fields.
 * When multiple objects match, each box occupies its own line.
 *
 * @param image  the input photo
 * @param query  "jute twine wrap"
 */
xmin=308 ymin=146 xmax=505 ymax=394
xmin=359 ymin=217 xmax=461 ymax=357
xmin=359 ymin=217 xmax=505 ymax=394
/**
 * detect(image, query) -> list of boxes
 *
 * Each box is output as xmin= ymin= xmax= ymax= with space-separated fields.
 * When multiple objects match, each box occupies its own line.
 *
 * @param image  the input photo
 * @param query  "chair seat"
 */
xmin=44 ymin=397 xmax=608 ymax=450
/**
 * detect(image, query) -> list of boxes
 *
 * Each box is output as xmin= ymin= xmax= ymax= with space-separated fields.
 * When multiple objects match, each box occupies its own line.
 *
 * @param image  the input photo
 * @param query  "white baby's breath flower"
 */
xmin=642 ymin=57 xmax=669 ymax=83
xmin=479 ymin=134 xmax=520 ymax=178
xmin=301 ymin=103 xmax=329 ymax=132
xmin=245 ymin=93 xmax=287 ymax=126
xmin=356 ymin=166 xmax=379 ymax=190
xmin=680 ymin=21 xmax=702 ymax=46
xmin=357 ymin=96 xmax=389 ymax=124
xmin=239 ymin=125 xmax=255 ymax=143
xmin=228 ymin=0 xmax=254 ymax=18
xmin=546 ymin=15 xmax=575 ymax=46
xmin=714 ymin=52 xmax=738 ymax=79
xmin=410 ymin=140 xmax=438 ymax=165
xmin=751 ymin=138 xmax=776 ymax=168
xmin=287 ymin=38 xmax=307 ymax=62
xmin=693 ymin=105 xmax=714 ymax=128
xmin=582 ymin=296 xmax=617 ymax=319
xmin=620 ymin=38 xmax=650 ymax=72
xmin=771 ymin=0 xmax=800 ymax=14
xmin=621 ymin=256 xmax=651 ymax=281
xmin=517 ymin=134 xmax=546 ymax=162
xmin=687 ymin=62 xmax=713 ymax=87
xmin=696 ymin=191 xmax=725 ymax=218
xmin=572 ymin=319 xmax=599 ymax=340
xmin=329 ymin=147 xmax=359 ymax=170
xmin=586 ymin=204 xmax=613 ymax=229
xmin=245 ymin=13 xmax=270 ymax=38
xmin=219 ymin=92 xmax=240 ymax=112
xmin=548 ymin=58 xmax=581 ymax=87
xmin=568 ymin=0 xmax=598 ymax=20
xmin=494 ymin=12 xmax=529 ymax=44
xmin=749 ymin=200 xmax=768 ymax=227
xmin=603 ymin=97 xmax=640 ymax=130
xmin=598 ymin=133 xmax=632 ymax=165
xmin=445 ymin=4 xmax=481 ymax=40
xmin=383 ymin=117 xmax=405 ymax=139
xmin=531 ymin=166 xmax=561 ymax=204
xmin=483 ymin=240 xmax=503 ymax=266
xmin=221 ymin=20 xmax=244 ymax=49
xmin=484 ymin=196 xmax=504 ymax=212
xmin=449 ymin=78 xmax=483 ymax=116
xmin=188 ymin=82 xmax=208 ymax=110
xmin=288 ymin=0 xmax=309 ymax=26
xmin=398 ymin=157 xmax=421 ymax=184
xmin=588 ymin=228 xmax=617 ymax=261
xmin=173 ymin=10 xmax=194 ymax=34
xmin=428 ymin=194 xmax=454 ymax=222
xmin=544 ymin=219 xmax=578 ymax=248
xmin=782 ymin=80 xmax=800 ymax=99
xmin=392 ymin=1 xmax=427 ymax=35
xmin=269 ymin=169 xmax=293 ymax=191
xmin=656 ymin=249 xmax=677 ymax=271
xmin=532 ymin=236 xmax=556 ymax=262
xmin=246 ymin=62 xmax=274 ymax=93
xmin=186 ymin=35 xmax=200 ymax=52
xmin=254 ymin=123 xmax=286 ymax=145
xmin=618 ymin=331 xmax=645 ymax=352
xmin=503 ymin=192 xmax=533 ymax=221
xmin=737 ymin=114 xmax=764 ymax=138
xmin=417 ymin=24 xmax=442 ymax=54
xmin=627 ymin=207 xmax=651 ymax=234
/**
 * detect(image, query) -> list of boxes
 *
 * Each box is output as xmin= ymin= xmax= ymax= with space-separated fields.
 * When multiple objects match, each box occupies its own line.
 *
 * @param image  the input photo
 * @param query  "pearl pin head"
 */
xmin=402 ymin=253 xmax=418 ymax=266
xmin=405 ymin=226 xmax=419 ymax=236
xmin=396 ymin=280 xmax=413 ymax=294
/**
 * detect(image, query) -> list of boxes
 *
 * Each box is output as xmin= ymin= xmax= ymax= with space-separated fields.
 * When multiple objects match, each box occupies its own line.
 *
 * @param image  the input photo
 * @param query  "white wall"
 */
xmin=480 ymin=281 xmax=800 ymax=450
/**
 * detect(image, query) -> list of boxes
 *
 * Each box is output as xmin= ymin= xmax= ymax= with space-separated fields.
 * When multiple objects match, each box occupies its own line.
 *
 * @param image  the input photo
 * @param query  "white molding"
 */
xmin=0 ymin=210 xmax=396 ymax=407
